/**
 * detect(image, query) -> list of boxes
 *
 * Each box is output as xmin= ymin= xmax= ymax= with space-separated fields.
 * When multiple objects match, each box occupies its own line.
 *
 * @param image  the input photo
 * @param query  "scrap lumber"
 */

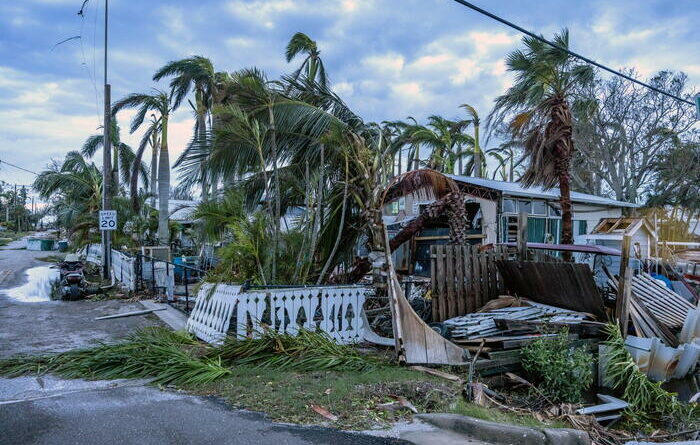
xmin=409 ymin=366 xmax=463 ymax=383
xmin=616 ymin=235 xmax=632 ymax=336
xmin=496 ymin=260 xmax=607 ymax=319
xmin=384 ymin=229 xmax=468 ymax=365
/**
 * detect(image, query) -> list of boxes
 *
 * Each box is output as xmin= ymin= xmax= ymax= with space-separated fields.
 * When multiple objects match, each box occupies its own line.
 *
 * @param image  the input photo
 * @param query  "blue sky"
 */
xmin=0 ymin=0 xmax=698 ymax=192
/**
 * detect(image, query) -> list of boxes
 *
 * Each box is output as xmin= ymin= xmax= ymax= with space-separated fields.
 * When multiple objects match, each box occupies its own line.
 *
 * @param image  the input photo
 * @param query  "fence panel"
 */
xmin=430 ymin=245 xmax=509 ymax=322
xmin=186 ymin=284 xmax=369 ymax=345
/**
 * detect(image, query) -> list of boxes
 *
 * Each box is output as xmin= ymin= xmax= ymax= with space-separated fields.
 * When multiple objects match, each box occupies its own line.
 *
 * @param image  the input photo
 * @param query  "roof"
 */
xmin=591 ymin=217 xmax=656 ymax=238
xmin=446 ymin=175 xmax=639 ymax=208
xmin=501 ymin=242 xmax=621 ymax=256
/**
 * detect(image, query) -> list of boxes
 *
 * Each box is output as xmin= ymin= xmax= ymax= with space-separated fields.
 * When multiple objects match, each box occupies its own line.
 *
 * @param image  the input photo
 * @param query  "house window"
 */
xmin=575 ymin=220 xmax=588 ymax=235
xmin=548 ymin=205 xmax=561 ymax=217
xmin=388 ymin=197 xmax=405 ymax=215
xmin=502 ymin=199 xmax=516 ymax=213
xmin=532 ymin=201 xmax=547 ymax=215
xmin=518 ymin=200 xmax=532 ymax=213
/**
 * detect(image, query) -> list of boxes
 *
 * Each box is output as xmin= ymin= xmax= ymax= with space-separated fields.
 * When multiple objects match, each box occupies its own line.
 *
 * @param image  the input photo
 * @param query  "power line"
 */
xmin=451 ymin=0 xmax=696 ymax=107
xmin=0 ymin=160 xmax=39 ymax=176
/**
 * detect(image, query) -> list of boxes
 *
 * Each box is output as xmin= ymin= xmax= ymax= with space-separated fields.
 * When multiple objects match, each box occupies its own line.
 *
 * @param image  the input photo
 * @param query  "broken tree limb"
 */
xmin=95 ymin=308 xmax=166 ymax=320
xmin=616 ymin=235 xmax=632 ymax=337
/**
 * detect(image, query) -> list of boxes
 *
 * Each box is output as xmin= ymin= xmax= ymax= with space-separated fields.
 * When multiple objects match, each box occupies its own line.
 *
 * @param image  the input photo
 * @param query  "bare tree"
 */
xmin=571 ymin=70 xmax=697 ymax=203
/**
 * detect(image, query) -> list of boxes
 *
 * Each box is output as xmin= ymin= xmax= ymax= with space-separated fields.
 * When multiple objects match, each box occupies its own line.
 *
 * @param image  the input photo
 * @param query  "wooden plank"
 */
xmin=616 ymin=235 xmax=632 ymax=336
xmin=446 ymin=245 xmax=456 ymax=319
xmin=431 ymin=245 xmax=438 ymax=322
xmin=479 ymin=250 xmax=488 ymax=309
xmin=472 ymin=246 xmax=481 ymax=313
xmin=436 ymin=245 xmax=446 ymax=322
xmin=455 ymin=245 xmax=466 ymax=316
xmin=463 ymin=245 xmax=474 ymax=313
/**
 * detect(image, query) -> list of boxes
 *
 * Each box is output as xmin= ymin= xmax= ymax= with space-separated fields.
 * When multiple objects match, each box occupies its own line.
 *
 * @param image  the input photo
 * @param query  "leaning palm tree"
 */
xmin=285 ymin=32 xmax=328 ymax=87
xmin=459 ymin=104 xmax=482 ymax=177
xmin=488 ymin=29 xmax=594 ymax=249
xmin=153 ymin=56 xmax=216 ymax=200
xmin=112 ymin=90 xmax=173 ymax=244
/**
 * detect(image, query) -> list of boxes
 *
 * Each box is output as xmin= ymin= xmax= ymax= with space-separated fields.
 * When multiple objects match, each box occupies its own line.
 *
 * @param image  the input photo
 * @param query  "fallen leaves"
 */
xmin=310 ymin=404 xmax=338 ymax=421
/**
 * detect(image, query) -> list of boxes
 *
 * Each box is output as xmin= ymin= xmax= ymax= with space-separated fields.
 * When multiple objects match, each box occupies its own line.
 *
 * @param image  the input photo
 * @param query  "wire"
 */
xmin=451 ymin=0 xmax=696 ymax=107
xmin=0 ymin=160 xmax=39 ymax=176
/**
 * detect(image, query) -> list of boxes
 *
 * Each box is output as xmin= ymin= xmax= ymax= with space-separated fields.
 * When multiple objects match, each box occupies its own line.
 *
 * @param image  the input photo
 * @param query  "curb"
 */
xmin=416 ymin=413 xmax=591 ymax=445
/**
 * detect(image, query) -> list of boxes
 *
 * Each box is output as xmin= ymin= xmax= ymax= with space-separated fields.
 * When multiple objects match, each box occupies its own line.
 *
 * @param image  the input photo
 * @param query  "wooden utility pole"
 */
xmin=101 ymin=0 xmax=112 ymax=279
xmin=517 ymin=210 xmax=528 ymax=261
xmin=616 ymin=235 xmax=632 ymax=337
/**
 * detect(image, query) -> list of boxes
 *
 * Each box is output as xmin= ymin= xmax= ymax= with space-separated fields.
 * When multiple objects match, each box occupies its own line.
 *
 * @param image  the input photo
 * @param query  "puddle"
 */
xmin=3 ymin=266 xmax=60 ymax=302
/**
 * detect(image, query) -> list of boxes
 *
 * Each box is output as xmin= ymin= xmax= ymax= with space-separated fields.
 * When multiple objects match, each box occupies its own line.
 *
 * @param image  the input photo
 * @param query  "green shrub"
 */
xmin=521 ymin=329 xmax=594 ymax=403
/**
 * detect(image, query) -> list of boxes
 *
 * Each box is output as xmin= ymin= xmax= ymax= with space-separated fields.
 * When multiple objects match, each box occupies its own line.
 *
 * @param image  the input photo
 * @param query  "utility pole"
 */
xmin=101 ymin=0 xmax=112 ymax=279
xmin=13 ymin=184 xmax=17 ymax=233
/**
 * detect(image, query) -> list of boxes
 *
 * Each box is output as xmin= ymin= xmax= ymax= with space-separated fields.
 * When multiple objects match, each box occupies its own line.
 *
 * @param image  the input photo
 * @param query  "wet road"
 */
xmin=0 ymin=237 xmax=410 ymax=445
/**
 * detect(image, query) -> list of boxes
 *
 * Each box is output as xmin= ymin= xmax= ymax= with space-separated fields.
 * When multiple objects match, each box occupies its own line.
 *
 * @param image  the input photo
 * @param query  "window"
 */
xmin=532 ymin=201 xmax=547 ymax=215
xmin=388 ymin=197 xmax=405 ymax=215
xmin=518 ymin=200 xmax=532 ymax=213
xmin=549 ymin=205 xmax=561 ymax=217
xmin=502 ymin=199 xmax=516 ymax=213
xmin=576 ymin=220 xmax=588 ymax=235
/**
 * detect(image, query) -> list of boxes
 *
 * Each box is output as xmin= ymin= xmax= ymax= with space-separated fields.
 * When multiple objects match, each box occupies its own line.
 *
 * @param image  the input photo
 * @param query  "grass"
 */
xmin=187 ymin=365 xmax=459 ymax=429
xmin=37 ymin=254 xmax=64 ymax=263
xmin=450 ymin=399 xmax=568 ymax=429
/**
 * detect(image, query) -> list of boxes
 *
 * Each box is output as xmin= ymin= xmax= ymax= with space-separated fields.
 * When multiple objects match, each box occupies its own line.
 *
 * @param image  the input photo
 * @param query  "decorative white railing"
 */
xmin=186 ymin=284 xmax=370 ymax=345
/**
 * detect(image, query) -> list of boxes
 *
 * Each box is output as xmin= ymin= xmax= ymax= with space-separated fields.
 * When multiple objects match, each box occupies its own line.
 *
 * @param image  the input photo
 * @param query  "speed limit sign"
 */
xmin=99 ymin=210 xmax=117 ymax=231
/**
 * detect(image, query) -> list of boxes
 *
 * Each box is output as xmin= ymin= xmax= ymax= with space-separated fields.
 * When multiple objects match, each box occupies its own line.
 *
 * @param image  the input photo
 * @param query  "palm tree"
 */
xmin=153 ymin=56 xmax=216 ymax=200
xmin=81 ymin=120 xmax=147 ymax=193
xmin=34 ymin=151 xmax=103 ymax=247
xmin=285 ymin=32 xmax=328 ymax=87
xmin=488 ymin=29 xmax=594 ymax=250
xmin=459 ymin=104 xmax=482 ymax=177
xmin=406 ymin=116 xmax=473 ymax=173
xmin=112 ymin=90 xmax=173 ymax=244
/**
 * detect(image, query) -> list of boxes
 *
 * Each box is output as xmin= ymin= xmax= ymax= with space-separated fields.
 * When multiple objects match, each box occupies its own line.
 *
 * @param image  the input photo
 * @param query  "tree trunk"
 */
xmin=197 ymin=91 xmax=209 ymax=202
xmin=157 ymin=114 xmax=170 ymax=244
xmin=549 ymin=96 xmax=574 ymax=261
xmin=473 ymin=123 xmax=481 ymax=178
xmin=150 ymin=136 xmax=158 ymax=209
xmin=268 ymin=104 xmax=280 ymax=283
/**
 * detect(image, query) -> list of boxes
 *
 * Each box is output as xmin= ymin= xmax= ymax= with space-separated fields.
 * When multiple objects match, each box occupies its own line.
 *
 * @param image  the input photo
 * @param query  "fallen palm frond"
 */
xmin=213 ymin=328 xmax=379 ymax=372
xmin=603 ymin=323 xmax=692 ymax=424
xmin=0 ymin=327 xmax=230 ymax=386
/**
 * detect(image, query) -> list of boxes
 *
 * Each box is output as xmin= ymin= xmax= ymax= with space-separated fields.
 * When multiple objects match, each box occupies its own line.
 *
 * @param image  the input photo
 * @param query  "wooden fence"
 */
xmin=430 ymin=245 xmax=509 ymax=322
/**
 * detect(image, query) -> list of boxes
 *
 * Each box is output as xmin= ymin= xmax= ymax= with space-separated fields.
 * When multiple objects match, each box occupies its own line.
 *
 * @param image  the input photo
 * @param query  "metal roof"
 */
xmin=447 ymin=175 xmax=639 ymax=208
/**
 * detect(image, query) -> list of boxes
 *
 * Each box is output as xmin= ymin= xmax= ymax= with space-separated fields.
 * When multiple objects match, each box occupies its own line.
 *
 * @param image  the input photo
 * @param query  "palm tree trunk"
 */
xmin=317 ymin=155 xmax=349 ymax=284
xmin=157 ymin=114 xmax=170 ymax=244
xmin=268 ymin=104 xmax=280 ymax=283
xmin=150 ymin=137 xmax=158 ymax=209
xmin=549 ymin=97 xmax=574 ymax=260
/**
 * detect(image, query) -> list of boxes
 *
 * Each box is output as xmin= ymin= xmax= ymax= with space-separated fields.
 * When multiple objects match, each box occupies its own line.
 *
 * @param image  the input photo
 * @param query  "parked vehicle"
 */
xmin=58 ymin=254 xmax=86 ymax=300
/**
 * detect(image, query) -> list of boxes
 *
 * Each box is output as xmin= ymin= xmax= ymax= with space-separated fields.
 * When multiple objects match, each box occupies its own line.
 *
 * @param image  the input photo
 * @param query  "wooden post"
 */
xmin=517 ymin=210 xmax=528 ymax=261
xmin=616 ymin=235 xmax=632 ymax=337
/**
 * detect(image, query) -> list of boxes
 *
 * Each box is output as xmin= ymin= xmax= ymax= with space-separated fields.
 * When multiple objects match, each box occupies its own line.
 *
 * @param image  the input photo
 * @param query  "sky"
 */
xmin=0 ymin=0 xmax=698 ymax=198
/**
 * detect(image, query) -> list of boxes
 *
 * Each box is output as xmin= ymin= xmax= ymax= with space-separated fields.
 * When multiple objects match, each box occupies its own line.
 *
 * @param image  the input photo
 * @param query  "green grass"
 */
xmin=37 ymin=254 xmax=64 ymax=263
xmin=449 ymin=399 xmax=568 ymax=429
xmin=187 ymin=365 xmax=459 ymax=429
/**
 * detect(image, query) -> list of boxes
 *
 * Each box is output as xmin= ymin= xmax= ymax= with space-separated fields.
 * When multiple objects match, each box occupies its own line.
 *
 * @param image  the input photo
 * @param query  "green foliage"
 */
xmin=0 ymin=328 xmax=230 ymax=386
xmin=602 ymin=324 xmax=692 ymax=425
xmin=521 ymin=329 xmax=594 ymax=403
xmin=214 ymin=328 xmax=379 ymax=373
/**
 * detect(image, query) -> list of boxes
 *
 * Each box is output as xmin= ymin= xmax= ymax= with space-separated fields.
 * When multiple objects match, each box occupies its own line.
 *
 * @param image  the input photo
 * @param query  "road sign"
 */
xmin=695 ymin=93 xmax=700 ymax=120
xmin=99 ymin=210 xmax=117 ymax=231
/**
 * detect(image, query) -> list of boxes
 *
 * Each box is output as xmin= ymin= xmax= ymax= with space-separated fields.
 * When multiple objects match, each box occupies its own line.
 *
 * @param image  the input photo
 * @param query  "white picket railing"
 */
xmin=186 ymin=284 xmax=370 ymax=345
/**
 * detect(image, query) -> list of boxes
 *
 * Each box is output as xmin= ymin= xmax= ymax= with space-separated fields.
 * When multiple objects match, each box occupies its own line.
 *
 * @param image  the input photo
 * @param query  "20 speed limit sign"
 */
xmin=99 ymin=210 xmax=117 ymax=231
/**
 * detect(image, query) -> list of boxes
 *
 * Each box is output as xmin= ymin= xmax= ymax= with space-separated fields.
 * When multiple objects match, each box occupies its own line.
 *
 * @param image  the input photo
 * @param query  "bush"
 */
xmin=521 ymin=329 xmax=594 ymax=403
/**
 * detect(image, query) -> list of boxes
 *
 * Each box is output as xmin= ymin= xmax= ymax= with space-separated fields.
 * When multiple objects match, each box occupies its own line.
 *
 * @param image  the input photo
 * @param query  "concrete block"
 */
xmin=542 ymin=427 xmax=592 ymax=445
xmin=416 ymin=413 xmax=547 ymax=445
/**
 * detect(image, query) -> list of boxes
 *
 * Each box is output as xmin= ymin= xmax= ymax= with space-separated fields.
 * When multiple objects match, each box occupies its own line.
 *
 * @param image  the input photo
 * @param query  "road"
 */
xmin=0 ymin=237 xmax=409 ymax=445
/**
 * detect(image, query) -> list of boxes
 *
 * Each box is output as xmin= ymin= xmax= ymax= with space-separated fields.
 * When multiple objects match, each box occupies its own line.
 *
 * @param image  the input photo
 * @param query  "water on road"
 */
xmin=3 ymin=265 xmax=59 ymax=302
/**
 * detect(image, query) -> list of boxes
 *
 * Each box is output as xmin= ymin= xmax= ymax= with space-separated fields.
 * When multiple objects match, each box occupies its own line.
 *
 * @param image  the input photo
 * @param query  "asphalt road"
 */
xmin=0 ymin=237 xmax=410 ymax=445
